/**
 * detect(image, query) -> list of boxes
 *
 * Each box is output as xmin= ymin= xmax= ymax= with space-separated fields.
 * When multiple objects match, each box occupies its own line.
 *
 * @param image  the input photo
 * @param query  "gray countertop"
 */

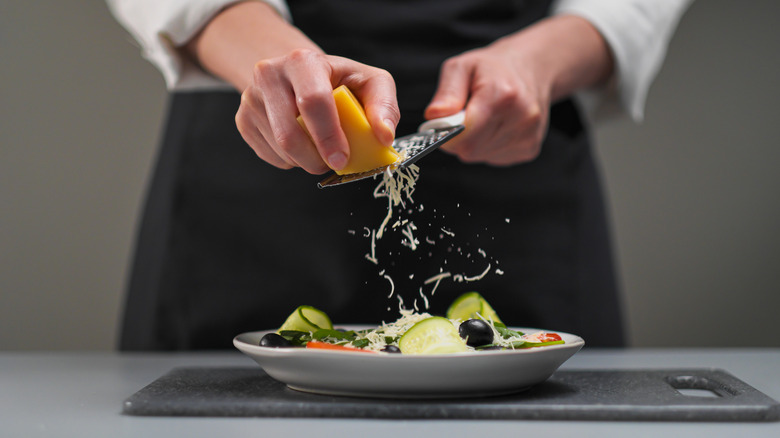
xmin=2 ymin=349 xmax=779 ymax=437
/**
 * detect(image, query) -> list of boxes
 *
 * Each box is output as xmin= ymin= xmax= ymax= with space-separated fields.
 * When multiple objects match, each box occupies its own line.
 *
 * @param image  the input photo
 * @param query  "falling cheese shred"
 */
xmin=383 ymin=274 xmax=395 ymax=298
xmin=423 ymin=271 xmax=451 ymax=297
xmin=465 ymin=263 xmax=492 ymax=282
xmin=365 ymin=229 xmax=378 ymax=264
xmin=419 ymin=287 xmax=430 ymax=309
xmin=355 ymin=158 xmax=503 ymax=327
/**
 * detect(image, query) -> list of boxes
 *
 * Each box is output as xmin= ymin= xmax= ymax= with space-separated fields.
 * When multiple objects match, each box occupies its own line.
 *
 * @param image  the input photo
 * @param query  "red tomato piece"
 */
xmin=305 ymin=341 xmax=377 ymax=353
xmin=524 ymin=332 xmax=563 ymax=343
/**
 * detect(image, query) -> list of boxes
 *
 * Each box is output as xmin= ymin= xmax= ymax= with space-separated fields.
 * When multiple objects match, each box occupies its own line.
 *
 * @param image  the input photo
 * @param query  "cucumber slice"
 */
xmin=445 ymin=292 xmax=503 ymax=324
xmin=398 ymin=316 xmax=468 ymax=354
xmin=277 ymin=305 xmax=333 ymax=333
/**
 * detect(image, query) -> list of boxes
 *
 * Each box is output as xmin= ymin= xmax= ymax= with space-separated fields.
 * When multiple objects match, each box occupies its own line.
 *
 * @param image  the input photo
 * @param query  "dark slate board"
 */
xmin=122 ymin=367 xmax=780 ymax=422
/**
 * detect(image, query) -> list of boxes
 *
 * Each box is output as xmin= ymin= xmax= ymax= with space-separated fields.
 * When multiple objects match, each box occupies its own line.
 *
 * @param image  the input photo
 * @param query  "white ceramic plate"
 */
xmin=233 ymin=325 xmax=584 ymax=398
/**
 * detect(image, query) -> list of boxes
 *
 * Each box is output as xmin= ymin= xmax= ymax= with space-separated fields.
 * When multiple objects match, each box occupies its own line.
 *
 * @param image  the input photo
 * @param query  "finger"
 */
xmin=244 ymin=124 xmax=296 ymax=170
xmin=491 ymin=121 xmax=546 ymax=164
xmin=251 ymin=55 xmax=331 ymax=174
xmin=443 ymin=101 xmax=544 ymax=165
xmin=340 ymin=65 xmax=399 ymax=147
xmin=470 ymin=86 xmax=545 ymax=164
xmin=266 ymin=105 xmax=331 ymax=174
xmin=286 ymin=52 xmax=350 ymax=172
xmin=237 ymin=89 xmax=296 ymax=169
xmin=236 ymin=104 xmax=295 ymax=170
xmin=483 ymin=134 xmax=543 ymax=166
xmin=425 ymin=56 xmax=472 ymax=120
xmin=258 ymin=75 xmax=331 ymax=174
xmin=443 ymin=68 xmax=539 ymax=160
xmin=438 ymin=98 xmax=493 ymax=159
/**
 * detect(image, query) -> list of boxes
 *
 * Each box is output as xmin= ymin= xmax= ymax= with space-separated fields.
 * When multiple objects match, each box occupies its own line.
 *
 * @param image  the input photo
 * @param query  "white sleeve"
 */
xmin=105 ymin=0 xmax=291 ymax=90
xmin=551 ymin=0 xmax=693 ymax=121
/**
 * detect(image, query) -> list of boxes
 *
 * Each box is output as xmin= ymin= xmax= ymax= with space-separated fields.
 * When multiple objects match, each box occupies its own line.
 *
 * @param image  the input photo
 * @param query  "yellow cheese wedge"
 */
xmin=298 ymin=85 xmax=399 ymax=175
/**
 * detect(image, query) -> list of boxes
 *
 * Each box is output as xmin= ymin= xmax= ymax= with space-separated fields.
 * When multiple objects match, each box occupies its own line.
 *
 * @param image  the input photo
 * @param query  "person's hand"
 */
xmin=424 ymin=15 xmax=613 ymax=166
xmin=184 ymin=1 xmax=400 ymax=174
xmin=235 ymin=50 xmax=400 ymax=174
xmin=425 ymin=44 xmax=551 ymax=166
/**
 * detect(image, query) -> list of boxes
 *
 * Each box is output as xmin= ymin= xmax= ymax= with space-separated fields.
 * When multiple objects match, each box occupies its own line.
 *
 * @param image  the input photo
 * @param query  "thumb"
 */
xmin=425 ymin=59 xmax=471 ymax=119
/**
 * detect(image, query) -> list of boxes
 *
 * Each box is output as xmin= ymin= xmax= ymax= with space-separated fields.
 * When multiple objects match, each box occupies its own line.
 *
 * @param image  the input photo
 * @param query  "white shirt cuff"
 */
xmin=552 ymin=0 xmax=693 ymax=122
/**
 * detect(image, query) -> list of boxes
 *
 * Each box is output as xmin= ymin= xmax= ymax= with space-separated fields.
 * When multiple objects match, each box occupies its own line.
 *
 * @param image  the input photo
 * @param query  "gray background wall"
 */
xmin=1 ymin=1 xmax=778 ymax=350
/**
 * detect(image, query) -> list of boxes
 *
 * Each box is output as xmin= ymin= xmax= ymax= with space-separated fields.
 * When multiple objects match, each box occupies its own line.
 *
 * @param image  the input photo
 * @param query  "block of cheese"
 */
xmin=298 ymin=85 xmax=399 ymax=175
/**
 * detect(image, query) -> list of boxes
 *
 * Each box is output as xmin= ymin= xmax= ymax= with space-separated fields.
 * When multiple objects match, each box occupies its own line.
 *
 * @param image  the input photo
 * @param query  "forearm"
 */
xmin=495 ymin=14 xmax=614 ymax=103
xmin=184 ymin=1 xmax=321 ymax=91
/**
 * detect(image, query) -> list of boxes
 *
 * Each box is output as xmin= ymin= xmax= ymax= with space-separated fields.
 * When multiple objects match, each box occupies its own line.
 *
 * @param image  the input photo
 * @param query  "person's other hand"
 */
xmin=424 ymin=15 xmax=613 ymax=166
xmin=235 ymin=50 xmax=399 ymax=174
xmin=425 ymin=44 xmax=550 ymax=166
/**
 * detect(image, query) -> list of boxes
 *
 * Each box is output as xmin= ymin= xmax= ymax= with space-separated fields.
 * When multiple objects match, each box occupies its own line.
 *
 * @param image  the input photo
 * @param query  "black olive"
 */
xmin=259 ymin=333 xmax=292 ymax=348
xmin=458 ymin=319 xmax=494 ymax=347
xmin=381 ymin=345 xmax=402 ymax=353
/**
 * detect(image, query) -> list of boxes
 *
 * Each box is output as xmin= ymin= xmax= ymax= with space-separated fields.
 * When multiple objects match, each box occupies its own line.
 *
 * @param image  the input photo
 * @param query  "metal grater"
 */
xmin=317 ymin=113 xmax=465 ymax=188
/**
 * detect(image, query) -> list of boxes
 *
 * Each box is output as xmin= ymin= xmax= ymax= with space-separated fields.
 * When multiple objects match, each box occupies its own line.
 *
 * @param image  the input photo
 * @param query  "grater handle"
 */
xmin=417 ymin=111 xmax=466 ymax=132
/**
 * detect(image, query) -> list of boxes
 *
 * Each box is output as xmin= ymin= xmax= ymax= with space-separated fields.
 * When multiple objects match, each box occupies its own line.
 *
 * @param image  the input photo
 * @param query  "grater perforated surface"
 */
xmin=317 ymin=125 xmax=464 ymax=188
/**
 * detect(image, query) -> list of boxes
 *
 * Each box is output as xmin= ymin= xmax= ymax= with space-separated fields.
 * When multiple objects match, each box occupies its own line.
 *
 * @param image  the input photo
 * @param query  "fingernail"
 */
xmin=328 ymin=152 xmax=348 ymax=170
xmin=381 ymin=119 xmax=396 ymax=144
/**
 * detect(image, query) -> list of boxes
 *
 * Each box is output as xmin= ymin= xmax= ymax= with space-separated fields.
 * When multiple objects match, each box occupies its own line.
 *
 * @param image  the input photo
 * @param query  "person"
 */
xmin=107 ymin=0 xmax=691 ymax=350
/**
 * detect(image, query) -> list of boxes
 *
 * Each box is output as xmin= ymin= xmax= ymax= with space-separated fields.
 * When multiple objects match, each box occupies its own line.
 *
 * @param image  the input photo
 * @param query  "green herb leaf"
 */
xmin=495 ymin=326 xmax=524 ymax=338
xmin=351 ymin=338 xmax=370 ymax=348
xmin=279 ymin=330 xmax=311 ymax=346
xmin=312 ymin=329 xmax=356 ymax=342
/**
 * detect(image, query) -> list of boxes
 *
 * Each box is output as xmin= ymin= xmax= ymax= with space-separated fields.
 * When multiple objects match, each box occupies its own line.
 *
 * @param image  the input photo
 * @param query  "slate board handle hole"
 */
xmin=666 ymin=375 xmax=738 ymax=398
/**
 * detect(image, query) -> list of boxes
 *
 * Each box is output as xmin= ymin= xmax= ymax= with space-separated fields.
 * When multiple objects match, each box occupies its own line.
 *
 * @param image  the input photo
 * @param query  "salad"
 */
xmin=258 ymin=292 xmax=564 ymax=354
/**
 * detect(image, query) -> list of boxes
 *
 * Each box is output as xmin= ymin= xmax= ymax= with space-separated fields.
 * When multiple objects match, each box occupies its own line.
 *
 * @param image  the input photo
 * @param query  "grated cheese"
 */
xmin=373 ymin=164 xmax=419 ymax=239
xmin=383 ymin=274 xmax=395 ymax=298
xmin=419 ymin=287 xmax=430 ymax=309
xmin=356 ymin=158 xmax=505 ymax=329
xmin=423 ymin=271 xmax=451 ymax=297
xmin=440 ymin=227 xmax=455 ymax=237
xmin=401 ymin=223 xmax=419 ymax=250
xmin=352 ymin=309 xmax=434 ymax=351
xmin=365 ymin=229 xmax=378 ymax=264
xmin=465 ymin=263 xmax=492 ymax=282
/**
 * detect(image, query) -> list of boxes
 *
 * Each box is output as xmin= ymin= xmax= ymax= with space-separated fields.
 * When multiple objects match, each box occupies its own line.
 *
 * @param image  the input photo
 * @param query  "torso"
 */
xmin=120 ymin=0 xmax=625 ymax=350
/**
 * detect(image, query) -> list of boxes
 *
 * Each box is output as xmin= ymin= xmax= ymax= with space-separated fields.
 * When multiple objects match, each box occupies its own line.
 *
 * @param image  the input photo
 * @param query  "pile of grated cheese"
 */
xmin=350 ymin=308 xmax=433 ymax=351
xmin=347 ymin=309 xmax=533 ymax=352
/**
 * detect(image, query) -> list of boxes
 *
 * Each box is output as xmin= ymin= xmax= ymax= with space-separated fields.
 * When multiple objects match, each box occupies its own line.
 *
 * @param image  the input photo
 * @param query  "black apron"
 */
xmin=120 ymin=0 xmax=625 ymax=350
